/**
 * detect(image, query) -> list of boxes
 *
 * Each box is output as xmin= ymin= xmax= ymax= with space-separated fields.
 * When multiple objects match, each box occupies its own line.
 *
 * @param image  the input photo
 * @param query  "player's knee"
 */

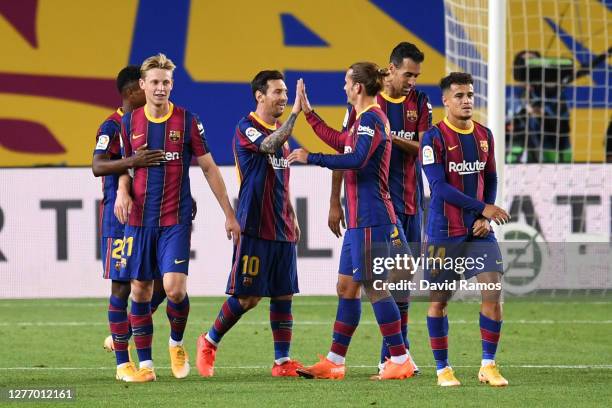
xmin=428 ymin=301 xmax=447 ymax=316
xmin=111 ymin=280 xmax=131 ymax=301
xmin=336 ymin=280 xmax=360 ymax=298
xmin=238 ymin=296 xmax=261 ymax=310
xmin=164 ymin=287 xmax=186 ymax=303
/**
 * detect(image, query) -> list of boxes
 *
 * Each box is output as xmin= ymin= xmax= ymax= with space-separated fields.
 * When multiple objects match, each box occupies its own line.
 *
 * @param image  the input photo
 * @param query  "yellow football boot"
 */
xmin=437 ymin=367 xmax=461 ymax=387
xmin=478 ymin=363 xmax=508 ymax=387
xmin=169 ymin=344 xmax=191 ymax=379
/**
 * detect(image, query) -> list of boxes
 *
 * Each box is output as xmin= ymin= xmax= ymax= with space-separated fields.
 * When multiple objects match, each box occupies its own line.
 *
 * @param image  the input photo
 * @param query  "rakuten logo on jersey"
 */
xmin=448 ymin=160 xmax=485 ymax=175
xmin=268 ymin=154 xmax=289 ymax=170
xmin=164 ymin=151 xmax=181 ymax=161
xmin=391 ymin=130 xmax=416 ymax=140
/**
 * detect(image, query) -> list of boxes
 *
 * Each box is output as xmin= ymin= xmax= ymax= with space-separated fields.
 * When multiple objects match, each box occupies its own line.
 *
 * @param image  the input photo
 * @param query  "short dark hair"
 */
xmin=349 ymin=62 xmax=389 ymax=96
xmin=390 ymin=42 xmax=424 ymax=66
xmin=116 ymin=65 xmax=141 ymax=94
xmin=251 ymin=70 xmax=284 ymax=100
xmin=439 ymin=72 xmax=473 ymax=92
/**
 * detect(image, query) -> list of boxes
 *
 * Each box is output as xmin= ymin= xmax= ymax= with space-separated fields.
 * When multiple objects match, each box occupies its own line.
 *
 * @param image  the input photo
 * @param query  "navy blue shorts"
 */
xmin=120 ymin=224 xmax=191 ymax=281
xmin=101 ymin=236 xmax=128 ymax=281
xmin=423 ymin=233 xmax=503 ymax=283
xmin=397 ymin=210 xmax=422 ymax=256
xmin=226 ymin=234 xmax=299 ymax=297
xmin=338 ymin=224 xmax=396 ymax=282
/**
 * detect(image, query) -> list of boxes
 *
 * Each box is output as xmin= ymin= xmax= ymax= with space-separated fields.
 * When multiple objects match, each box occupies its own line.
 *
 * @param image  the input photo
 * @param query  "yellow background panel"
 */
xmin=2 ymin=0 xmax=137 ymax=78
xmin=570 ymin=108 xmax=609 ymax=162
xmin=185 ymin=0 xmax=446 ymax=84
xmin=0 ymin=93 xmax=112 ymax=166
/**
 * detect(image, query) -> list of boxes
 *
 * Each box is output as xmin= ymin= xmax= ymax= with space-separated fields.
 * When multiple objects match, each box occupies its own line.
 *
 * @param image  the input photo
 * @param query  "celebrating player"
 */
xmin=196 ymin=71 xmax=303 ymax=378
xmin=420 ymin=72 xmax=510 ymax=387
xmin=92 ymin=65 xmax=166 ymax=380
xmin=114 ymin=53 xmax=240 ymax=382
xmin=325 ymin=42 xmax=431 ymax=375
xmin=288 ymin=62 xmax=414 ymax=380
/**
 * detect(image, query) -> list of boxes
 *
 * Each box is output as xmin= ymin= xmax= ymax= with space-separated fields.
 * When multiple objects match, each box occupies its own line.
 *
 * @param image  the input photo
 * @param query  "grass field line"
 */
xmin=0 ymin=364 xmax=611 ymax=371
xmin=0 ymin=300 xmax=610 ymax=307
xmin=1 ymin=319 xmax=611 ymax=327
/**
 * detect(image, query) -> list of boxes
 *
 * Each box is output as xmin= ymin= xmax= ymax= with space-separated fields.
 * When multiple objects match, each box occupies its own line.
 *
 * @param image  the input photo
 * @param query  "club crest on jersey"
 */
xmin=406 ymin=110 xmax=418 ymax=122
xmin=169 ymin=130 xmax=182 ymax=142
xmin=480 ymin=140 xmax=489 ymax=152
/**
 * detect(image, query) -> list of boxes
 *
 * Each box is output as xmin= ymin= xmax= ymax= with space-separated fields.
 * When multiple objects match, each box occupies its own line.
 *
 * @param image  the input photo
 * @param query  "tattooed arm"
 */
xmin=259 ymin=79 xmax=303 ymax=154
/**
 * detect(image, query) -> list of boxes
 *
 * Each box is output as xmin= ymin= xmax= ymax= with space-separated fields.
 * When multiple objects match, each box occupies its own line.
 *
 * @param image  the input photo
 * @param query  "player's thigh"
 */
xmin=101 ymin=236 xmax=127 ymax=281
xmin=226 ymin=235 xmax=272 ymax=297
xmin=158 ymin=224 xmax=191 ymax=275
xmin=121 ymin=225 xmax=160 ymax=281
xmin=402 ymin=211 xmax=423 ymax=256
xmin=464 ymin=233 xmax=504 ymax=281
xmin=268 ymin=241 xmax=299 ymax=297
xmin=349 ymin=224 xmax=395 ymax=282
xmin=423 ymin=236 xmax=465 ymax=284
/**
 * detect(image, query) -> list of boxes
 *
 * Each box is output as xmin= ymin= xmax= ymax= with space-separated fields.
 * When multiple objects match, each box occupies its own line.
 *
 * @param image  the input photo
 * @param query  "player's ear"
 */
xmin=139 ymin=78 xmax=145 ymax=90
xmin=255 ymin=90 xmax=264 ymax=104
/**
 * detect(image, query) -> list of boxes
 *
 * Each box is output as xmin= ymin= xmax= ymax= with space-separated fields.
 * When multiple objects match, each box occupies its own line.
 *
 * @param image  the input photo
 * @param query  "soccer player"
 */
xmin=288 ymin=62 xmax=414 ymax=380
xmin=420 ymin=72 xmax=510 ymax=387
xmin=114 ymin=53 xmax=241 ymax=382
xmin=325 ymin=42 xmax=431 ymax=375
xmin=92 ymin=65 xmax=166 ymax=380
xmin=196 ymin=71 xmax=303 ymax=378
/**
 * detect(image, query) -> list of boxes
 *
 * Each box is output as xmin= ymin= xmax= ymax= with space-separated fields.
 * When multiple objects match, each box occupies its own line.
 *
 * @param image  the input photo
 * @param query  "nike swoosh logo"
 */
xmin=132 ymin=133 xmax=145 ymax=139
xmin=448 ymin=145 xmax=459 ymax=151
xmin=496 ymin=260 xmax=503 ymax=265
xmin=174 ymin=259 xmax=187 ymax=264
xmin=352 ymin=268 xmax=359 ymax=274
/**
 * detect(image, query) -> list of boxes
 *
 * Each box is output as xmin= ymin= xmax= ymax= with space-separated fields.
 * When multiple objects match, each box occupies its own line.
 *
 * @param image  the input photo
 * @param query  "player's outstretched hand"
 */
xmin=288 ymin=148 xmax=309 ymax=164
xmin=482 ymin=204 xmax=510 ymax=225
xmin=299 ymin=80 xmax=313 ymax=114
xmin=291 ymin=78 xmax=304 ymax=115
xmin=225 ymin=215 xmax=241 ymax=246
xmin=131 ymin=144 xmax=166 ymax=168
xmin=472 ymin=218 xmax=491 ymax=237
xmin=328 ymin=201 xmax=346 ymax=238
xmin=114 ymin=190 xmax=133 ymax=224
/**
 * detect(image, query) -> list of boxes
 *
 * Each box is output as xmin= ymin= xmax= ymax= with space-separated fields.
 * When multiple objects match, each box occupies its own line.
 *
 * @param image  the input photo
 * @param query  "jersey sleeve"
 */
xmin=119 ymin=114 xmax=133 ymax=159
xmin=417 ymin=92 xmax=433 ymax=133
xmin=483 ymin=128 xmax=498 ymax=204
xmin=307 ymin=111 xmax=378 ymax=170
xmin=236 ymin=119 xmax=266 ymax=153
xmin=93 ymin=120 xmax=121 ymax=156
xmin=190 ymin=114 xmax=210 ymax=157
xmin=305 ymin=111 xmax=347 ymax=153
xmin=420 ymin=128 xmax=486 ymax=213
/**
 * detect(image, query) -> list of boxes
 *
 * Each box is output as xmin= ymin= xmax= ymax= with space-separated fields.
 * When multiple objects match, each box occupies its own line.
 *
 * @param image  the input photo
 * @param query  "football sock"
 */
xmin=269 ymin=299 xmax=293 ymax=363
xmin=380 ymin=301 xmax=410 ymax=363
xmin=150 ymin=290 xmax=167 ymax=314
xmin=327 ymin=298 xmax=361 ymax=365
xmin=108 ymin=295 xmax=130 ymax=366
xmin=427 ymin=315 xmax=449 ymax=370
xmin=167 ymin=294 xmax=190 ymax=343
xmin=207 ymin=296 xmax=245 ymax=345
xmin=480 ymin=313 xmax=502 ymax=363
xmin=130 ymin=300 xmax=153 ymax=363
xmin=372 ymin=297 xmax=407 ymax=364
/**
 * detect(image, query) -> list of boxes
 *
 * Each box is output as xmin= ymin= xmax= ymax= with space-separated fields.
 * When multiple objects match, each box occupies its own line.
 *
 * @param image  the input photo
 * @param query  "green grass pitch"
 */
xmin=0 ymin=296 xmax=610 ymax=407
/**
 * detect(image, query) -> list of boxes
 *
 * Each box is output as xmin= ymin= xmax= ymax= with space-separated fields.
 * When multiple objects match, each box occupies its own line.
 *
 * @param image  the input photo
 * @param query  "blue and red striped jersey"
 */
xmin=306 ymin=105 xmax=396 ymax=229
xmin=120 ymin=103 xmax=209 ymax=227
xmin=93 ymin=108 xmax=124 ymax=237
xmin=378 ymin=90 xmax=432 ymax=215
xmin=420 ymin=118 xmax=497 ymax=238
xmin=337 ymin=89 xmax=431 ymax=216
xmin=233 ymin=112 xmax=297 ymax=242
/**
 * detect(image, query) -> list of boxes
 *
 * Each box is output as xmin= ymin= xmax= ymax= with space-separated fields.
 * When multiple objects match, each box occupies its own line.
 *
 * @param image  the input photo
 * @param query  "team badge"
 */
xmin=385 ymin=122 xmax=391 ymax=136
xmin=406 ymin=110 xmax=418 ymax=122
xmin=169 ymin=130 xmax=182 ymax=143
xmin=243 ymin=276 xmax=253 ymax=287
xmin=480 ymin=140 xmax=489 ymax=152
xmin=114 ymin=260 xmax=121 ymax=271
